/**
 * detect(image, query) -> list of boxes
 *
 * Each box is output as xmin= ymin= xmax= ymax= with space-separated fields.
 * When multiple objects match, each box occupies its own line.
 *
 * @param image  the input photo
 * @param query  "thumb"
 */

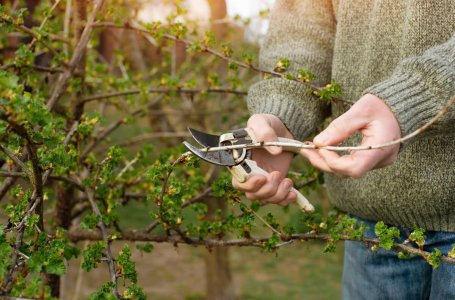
xmin=313 ymin=110 xmax=367 ymax=147
xmin=247 ymin=115 xmax=282 ymax=155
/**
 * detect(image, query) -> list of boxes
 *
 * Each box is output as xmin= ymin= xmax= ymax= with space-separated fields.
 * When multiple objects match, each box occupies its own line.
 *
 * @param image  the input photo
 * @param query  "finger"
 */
xmin=277 ymin=190 xmax=297 ymax=206
xmin=313 ymin=108 xmax=367 ymax=147
xmin=262 ymin=178 xmax=294 ymax=205
xmin=247 ymin=171 xmax=282 ymax=200
xmin=247 ymin=115 xmax=281 ymax=155
xmin=232 ymin=174 xmax=267 ymax=192
xmin=318 ymin=149 xmax=381 ymax=178
xmin=300 ymin=149 xmax=333 ymax=173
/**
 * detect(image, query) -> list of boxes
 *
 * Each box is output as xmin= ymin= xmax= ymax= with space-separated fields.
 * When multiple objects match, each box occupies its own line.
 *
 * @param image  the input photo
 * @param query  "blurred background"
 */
xmin=0 ymin=0 xmax=344 ymax=299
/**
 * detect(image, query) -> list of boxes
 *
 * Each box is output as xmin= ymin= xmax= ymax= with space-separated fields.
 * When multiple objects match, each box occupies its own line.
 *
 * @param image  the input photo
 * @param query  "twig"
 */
xmin=116 ymin=157 xmax=138 ymax=180
xmin=63 ymin=0 xmax=72 ymax=55
xmin=79 ymin=181 xmax=120 ymax=298
xmin=27 ymin=0 xmax=62 ymax=50
xmin=117 ymin=132 xmax=191 ymax=148
xmin=0 ymin=15 xmax=61 ymax=59
xmin=46 ymin=0 xmax=105 ymax=111
xmin=0 ymin=145 xmax=32 ymax=179
xmin=92 ymin=21 xmax=353 ymax=106
xmin=196 ymin=94 xmax=455 ymax=153
xmin=0 ymin=63 xmax=65 ymax=73
xmin=81 ymin=96 xmax=163 ymax=158
xmin=81 ymin=87 xmax=247 ymax=103
xmin=145 ymin=187 xmax=212 ymax=233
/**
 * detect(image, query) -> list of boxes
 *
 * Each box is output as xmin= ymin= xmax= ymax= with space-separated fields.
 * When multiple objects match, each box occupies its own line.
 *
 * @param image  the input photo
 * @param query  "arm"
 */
xmin=233 ymin=0 xmax=336 ymax=205
xmin=366 ymin=32 xmax=455 ymax=138
xmin=247 ymin=0 xmax=337 ymax=141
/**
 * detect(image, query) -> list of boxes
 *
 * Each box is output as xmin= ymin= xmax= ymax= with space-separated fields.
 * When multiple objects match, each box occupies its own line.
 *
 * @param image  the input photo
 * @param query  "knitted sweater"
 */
xmin=247 ymin=0 xmax=455 ymax=231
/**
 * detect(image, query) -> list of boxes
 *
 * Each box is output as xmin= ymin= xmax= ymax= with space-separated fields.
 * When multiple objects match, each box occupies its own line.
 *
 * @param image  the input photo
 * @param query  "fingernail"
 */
xmin=268 ymin=146 xmax=281 ymax=155
xmin=270 ymin=173 xmax=280 ymax=182
xmin=283 ymin=180 xmax=292 ymax=190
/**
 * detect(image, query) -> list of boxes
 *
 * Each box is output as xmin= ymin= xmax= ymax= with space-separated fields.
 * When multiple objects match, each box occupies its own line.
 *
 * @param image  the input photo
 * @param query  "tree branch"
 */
xmin=67 ymin=229 xmax=455 ymax=265
xmin=81 ymin=87 xmax=247 ymax=103
xmin=46 ymin=0 xmax=105 ymax=111
xmin=79 ymin=181 xmax=120 ymax=298
xmin=92 ymin=21 xmax=353 ymax=106
xmin=197 ymin=94 xmax=455 ymax=153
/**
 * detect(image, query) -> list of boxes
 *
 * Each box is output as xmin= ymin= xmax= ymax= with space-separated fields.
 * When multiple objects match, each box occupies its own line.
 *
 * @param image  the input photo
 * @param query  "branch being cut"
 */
xmin=197 ymin=94 xmax=455 ymax=153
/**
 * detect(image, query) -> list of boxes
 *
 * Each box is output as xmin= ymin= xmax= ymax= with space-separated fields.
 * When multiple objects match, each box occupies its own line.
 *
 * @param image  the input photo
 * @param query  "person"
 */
xmin=233 ymin=1 xmax=455 ymax=299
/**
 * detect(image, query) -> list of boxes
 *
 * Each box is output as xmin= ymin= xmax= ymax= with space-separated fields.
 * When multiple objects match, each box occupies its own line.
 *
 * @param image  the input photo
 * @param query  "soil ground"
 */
xmin=61 ymin=240 xmax=344 ymax=300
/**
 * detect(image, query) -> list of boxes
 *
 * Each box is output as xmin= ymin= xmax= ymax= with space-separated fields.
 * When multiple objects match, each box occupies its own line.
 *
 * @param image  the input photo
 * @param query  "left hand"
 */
xmin=301 ymin=93 xmax=402 ymax=178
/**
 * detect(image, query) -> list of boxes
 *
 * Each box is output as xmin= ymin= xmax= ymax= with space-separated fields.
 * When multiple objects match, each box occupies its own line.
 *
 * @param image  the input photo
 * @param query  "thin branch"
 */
xmin=79 ymin=182 xmax=120 ymax=298
xmin=46 ymin=0 xmax=106 ymax=111
xmin=67 ymin=229 xmax=455 ymax=265
xmin=27 ymin=0 xmax=62 ymax=50
xmin=81 ymin=96 xmax=163 ymax=158
xmin=0 ymin=15 xmax=61 ymax=58
xmin=0 ymin=63 xmax=65 ymax=73
xmin=145 ymin=187 xmax=212 ymax=233
xmin=63 ymin=0 xmax=72 ymax=55
xmin=0 ymin=145 xmax=32 ymax=179
xmin=117 ymin=132 xmax=190 ymax=148
xmin=92 ymin=21 xmax=353 ymax=106
xmin=197 ymin=94 xmax=455 ymax=154
xmin=81 ymin=87 xmax=247 ymax=103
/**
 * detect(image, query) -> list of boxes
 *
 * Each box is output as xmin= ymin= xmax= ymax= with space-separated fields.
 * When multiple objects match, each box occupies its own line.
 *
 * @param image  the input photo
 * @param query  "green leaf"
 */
xmin=117 ymin=244 xmax=138 ymax=283
xmin=374 ymin=221 xmax=400 ymax=250
xmin=82 ymin=242 xmax=106 ymax=272
xmin=123 ymin=284 xmax=147 ymax=300
xmin=427 ymin=248 xmax=442 ymax=269
xmin=136 ymin=243 xmax=154 ymax=253
xmin=409 ymin=227 xmax=426 ymax=248
xmin=274 ymin=57 xmax=290 ymax=73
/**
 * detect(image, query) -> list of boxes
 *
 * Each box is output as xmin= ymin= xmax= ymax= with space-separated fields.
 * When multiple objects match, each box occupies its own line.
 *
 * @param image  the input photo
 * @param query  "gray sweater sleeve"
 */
xmin=366 ymin=32 xmax=455 ymax=138
xmin=246 ymin=0 xmax=336 ymax=141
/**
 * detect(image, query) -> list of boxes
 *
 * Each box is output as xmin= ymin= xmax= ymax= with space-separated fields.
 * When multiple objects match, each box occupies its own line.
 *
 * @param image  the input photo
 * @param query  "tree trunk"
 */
xmin=204 ymin=196 xmax=235 ymax=300
xmin=203 ymin=2 xmax=234 ymax=300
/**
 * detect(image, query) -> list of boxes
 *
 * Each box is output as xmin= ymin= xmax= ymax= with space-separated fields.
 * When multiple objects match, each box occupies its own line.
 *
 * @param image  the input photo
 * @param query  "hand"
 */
xmin=232 ymin=114 xmax=296 ymax=206
xmin=301 ymin=94 xmax=401 ymax=178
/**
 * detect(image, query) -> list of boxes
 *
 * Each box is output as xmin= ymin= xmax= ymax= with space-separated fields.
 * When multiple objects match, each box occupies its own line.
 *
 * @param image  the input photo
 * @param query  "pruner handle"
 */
xmin=229 ymin=159 xmax=314 ymax=213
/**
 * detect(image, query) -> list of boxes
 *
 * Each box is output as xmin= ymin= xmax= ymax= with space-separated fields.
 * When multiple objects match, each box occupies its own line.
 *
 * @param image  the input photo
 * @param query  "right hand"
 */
xmin=232 ymin=114 xmax=296 ymax=206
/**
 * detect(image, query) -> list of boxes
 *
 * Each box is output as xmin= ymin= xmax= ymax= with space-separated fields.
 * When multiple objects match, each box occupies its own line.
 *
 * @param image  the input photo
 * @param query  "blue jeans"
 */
xmin=343 ymin=216 xmax=455 ymax=300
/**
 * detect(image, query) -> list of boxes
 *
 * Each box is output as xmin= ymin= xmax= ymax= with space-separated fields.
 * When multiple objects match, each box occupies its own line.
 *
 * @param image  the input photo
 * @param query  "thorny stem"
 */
xmin=67 ymin=229 xmax=455 ymax=265
xmin=144 ymin=187 xmax=212 ymax=233
xmin=0 ymin=14 xmax=61 ymax=59
xmin=80 ymin=182 xmax=120 ymax=299
xmin=46 ymin=0 xmax=105 ymax=111
xmin=27 ymin=0 xmax=62 ymax=51
xmin=92 ymin=21 xmax=354 ymax=106
xmin=0 ymin=144 xmax=32 ymax=179
xmin=81 ymin=87 xmax=247 ymax=103
xmin=80 ymin=95 xmax=163 ymax=158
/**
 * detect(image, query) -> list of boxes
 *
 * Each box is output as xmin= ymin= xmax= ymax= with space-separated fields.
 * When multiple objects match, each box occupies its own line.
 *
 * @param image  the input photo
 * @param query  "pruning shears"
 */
xmin=183 ymin=128 xmax=314 ymax=213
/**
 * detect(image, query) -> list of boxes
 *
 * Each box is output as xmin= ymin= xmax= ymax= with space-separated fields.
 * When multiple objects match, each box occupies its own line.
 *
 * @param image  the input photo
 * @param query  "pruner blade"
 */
xmin=187 ymin=127 xmax=220 ymax=147
xmin=182 ymin=141 xmax=236 ymax=166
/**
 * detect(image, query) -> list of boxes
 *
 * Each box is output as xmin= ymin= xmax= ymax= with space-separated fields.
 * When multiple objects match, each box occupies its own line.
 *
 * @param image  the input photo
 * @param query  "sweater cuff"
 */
xmin=366 ymin=74 xmax=442 ymax=138
xmin=247 ymin=78 xmax=326 ymax=141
